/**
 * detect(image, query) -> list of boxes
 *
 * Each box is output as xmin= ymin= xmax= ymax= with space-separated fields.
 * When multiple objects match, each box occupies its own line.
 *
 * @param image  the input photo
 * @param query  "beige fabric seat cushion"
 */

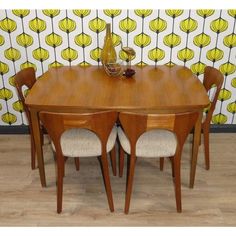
xmin=118 ymin=127 xmax=177 ymax=158
xmin=51 ymin=126 xmax=117 ymax=157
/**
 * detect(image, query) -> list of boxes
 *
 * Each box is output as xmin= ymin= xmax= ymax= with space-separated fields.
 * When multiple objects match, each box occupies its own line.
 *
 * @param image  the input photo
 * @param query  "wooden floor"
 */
xmin=0 ymin=133 xmax=236 ymax=226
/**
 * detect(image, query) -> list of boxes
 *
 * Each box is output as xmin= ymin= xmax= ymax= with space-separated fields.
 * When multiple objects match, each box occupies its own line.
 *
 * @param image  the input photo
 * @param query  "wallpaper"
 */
xmin=0 ymin=9 xmax=236 ymax=126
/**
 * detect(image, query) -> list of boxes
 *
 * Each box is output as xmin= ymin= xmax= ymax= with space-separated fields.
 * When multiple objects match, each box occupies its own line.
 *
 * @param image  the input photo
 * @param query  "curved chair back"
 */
xmin=119 ymin=111 xmax=199 ymax=157
xmin=203 ymin=66 xmax=224 ymax=124
xmin=14 ymin=67 xmax=36 ymax=120
xmin=119 ymin=111 xmax=199 ymax=213
xmin=15 ymin=68 xmax=37 ymax=169
xmin=39 ymin=111 xmax=118 ymax=157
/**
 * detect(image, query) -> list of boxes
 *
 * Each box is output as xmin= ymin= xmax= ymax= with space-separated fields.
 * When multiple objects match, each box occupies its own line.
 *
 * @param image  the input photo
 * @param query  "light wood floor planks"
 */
xmin=0 ymin=133 xmax=236 ymax=226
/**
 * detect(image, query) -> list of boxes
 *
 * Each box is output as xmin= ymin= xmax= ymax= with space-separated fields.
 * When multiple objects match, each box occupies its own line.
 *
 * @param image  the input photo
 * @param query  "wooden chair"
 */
xmin=14 ymin=68 xmax=88 ymax=175
xmin=39 ymin=111 xmax=118 ymax=213
xmin=14 ymin=68 xmax=40 ymax=169
xmin=201 ymin=66 xmax=224 ymax=170
xmin=118 ymin=111 xmax=199 ymax=213
xmin=159 ymin=66 xmax=223 ymax=175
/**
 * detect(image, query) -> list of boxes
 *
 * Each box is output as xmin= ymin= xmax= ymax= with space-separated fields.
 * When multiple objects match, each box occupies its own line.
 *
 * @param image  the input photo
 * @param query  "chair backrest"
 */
xmin=39 ymin=111 xmax=118 ymax=157
xmin=14 ymin=67 xmax=36 ymax=120
xmin=119 ymin=111 xmax=199 ymax=156
xmin=203 ymin=66 xmax=224 ymax=123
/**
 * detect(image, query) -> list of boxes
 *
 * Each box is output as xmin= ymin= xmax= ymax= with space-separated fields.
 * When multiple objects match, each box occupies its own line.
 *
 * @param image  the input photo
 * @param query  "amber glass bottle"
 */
xmin=101 ymin=23 xmax=117 ymax=65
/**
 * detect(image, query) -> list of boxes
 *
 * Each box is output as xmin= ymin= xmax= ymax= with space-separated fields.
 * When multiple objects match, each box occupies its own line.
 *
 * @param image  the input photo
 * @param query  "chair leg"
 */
xmin=57 ymin=155 xmax=64 ymax=213
xmin=54 ymin=156 xmax=67 ymax=178
xmin=124 ymin=155 xmax=136 ymax=214
xmin=169 ymin=156 xmax=175 ymax=178
xmin=126 ymin=155 xmax=130 ymax=191
xmin=100 ymin=154 xmax=114 ymax=212
xmin=74 ymin=157 xmax=80 ymax=171
xmin=97 ymin=156 xmax=105 ymax=182
xmin=203 ymin=124 xmax=210 ymax=170
xmin=40 ymin=129 xmax=44 ymax=146
xmin=62 ymin=156 xmax=68 ymax=177
xmin=192 ymin=129 xmax=201 ymax=146
xmin=110 ymin=146 xmax=117 ymax=176
xmin=97 ymin=156 xmax=110 ymax=199
xmin=54 ymin=153 xmax=58 ymax=185
xmin=30 ymin=134 xmax=36 ymax=170
xmin=159 ymin=157 xmax=174 ymax=177
xmin=190 ymin=112 xmax=202 ymax=189
xmin=119 ymin=145 xmax=125 ymax=177
xmin=173 ymin=152 xmax=182 ymax=213
xmin=160 ymin=157 xmax=164 ymax=171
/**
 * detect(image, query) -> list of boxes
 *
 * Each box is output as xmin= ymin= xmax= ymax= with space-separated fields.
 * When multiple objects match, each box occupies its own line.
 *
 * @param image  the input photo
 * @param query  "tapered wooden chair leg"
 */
xmin=100 ymin=154 xmax=114 ymax=212
xmin=57 ymin=157 xmax=64 ymax=213
xmin=62 ymin=157 xmax=68 ymax=177
xmin=119 ymin=145 xmax=125 ymax=177
xmin=110 ymin=146 xmax=117 ymax=176
xmin=74 ymin=157 xmax=80 ymax=171
xmin=169 ymin=156 xmax=175 ymax=178
xmin=174 ymin=153 xmax=182 ymax=213
xmin=203 ymin=124 xmax=210 ymax=170
xmin=160 ymin=157 xmax=164 ymax=171
xmin=192 ymin=128 xmax=202 ymax=146
xmin=30 ymin=135 xmax=36 ymax=170
xmin=124 ymin=155 xmax=136 ymax=214
xmin=97 ymin=157 xmax=106 ymax=193
xmin=40 ymin=130 xmax=44 ymax=146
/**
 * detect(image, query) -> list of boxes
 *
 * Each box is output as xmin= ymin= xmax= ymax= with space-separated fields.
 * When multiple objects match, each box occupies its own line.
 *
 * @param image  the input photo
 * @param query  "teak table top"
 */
xmin=26 ymin=65 xmax=209 ymax=112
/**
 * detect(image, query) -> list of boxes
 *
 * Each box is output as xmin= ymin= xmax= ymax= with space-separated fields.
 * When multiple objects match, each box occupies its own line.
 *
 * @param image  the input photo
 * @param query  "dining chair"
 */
xmin=201 ymin=66 xmax=224 ymax=170
xmin=118 ymin=111 xmax=198 ymax=213
xmin=39 ymin=110 xmax=118 ymax=213
xmin=159 ymin=66 xmax=223 ymax=173
xmin=14 ymin=68 xmax=88 ymax=175
xmin=14 ymin=67 xmax=42 ymax=169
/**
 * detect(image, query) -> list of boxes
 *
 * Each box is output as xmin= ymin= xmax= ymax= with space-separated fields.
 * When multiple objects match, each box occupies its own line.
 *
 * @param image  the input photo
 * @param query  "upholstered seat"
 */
xmin=52 ymin=126 xmax=117 ymax=157
xmin=118 ymin=127 xmax=176 ymax=158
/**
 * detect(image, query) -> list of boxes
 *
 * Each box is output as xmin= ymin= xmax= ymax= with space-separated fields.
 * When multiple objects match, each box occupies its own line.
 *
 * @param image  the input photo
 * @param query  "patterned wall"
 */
xmin=0 ymin=9 xmax=236 ymax=126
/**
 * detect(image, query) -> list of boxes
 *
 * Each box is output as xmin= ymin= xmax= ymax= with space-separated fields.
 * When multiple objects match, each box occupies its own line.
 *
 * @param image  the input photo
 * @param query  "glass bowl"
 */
xmin=104 ymin=61 xmax=124 ymax=78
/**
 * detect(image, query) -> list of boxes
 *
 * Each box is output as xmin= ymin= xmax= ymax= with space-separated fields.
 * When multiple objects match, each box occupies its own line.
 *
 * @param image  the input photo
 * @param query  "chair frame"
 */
xmin=118 ymin=111 xmax=199 ymax=214
xmin=202 ymin=66 xmax=224 ymax=170
xmin=156 ymin=66 xmax=224 ymax=180
xmin=39 ymin=110 xmax=118 ymax=213
xmin=15 ymin=67 xmax=38 ymax=170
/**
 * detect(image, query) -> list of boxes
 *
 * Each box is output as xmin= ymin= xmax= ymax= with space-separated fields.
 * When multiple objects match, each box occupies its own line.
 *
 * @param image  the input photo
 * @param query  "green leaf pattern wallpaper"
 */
xmin=0 ymin=9 xmax=236 ymax=126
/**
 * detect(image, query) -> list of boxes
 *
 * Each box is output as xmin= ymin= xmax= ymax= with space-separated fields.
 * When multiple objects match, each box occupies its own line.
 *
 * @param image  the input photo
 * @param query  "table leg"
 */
xmin=190 ymin=111 xmax=202 ymax=188
xmin=30 ymin=109 xmax=46 ymax=187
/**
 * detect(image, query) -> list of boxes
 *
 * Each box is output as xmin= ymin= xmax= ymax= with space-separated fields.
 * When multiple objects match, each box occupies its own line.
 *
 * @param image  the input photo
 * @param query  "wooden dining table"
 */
xmin=25 ymin=65 xmax=210 ymax=189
